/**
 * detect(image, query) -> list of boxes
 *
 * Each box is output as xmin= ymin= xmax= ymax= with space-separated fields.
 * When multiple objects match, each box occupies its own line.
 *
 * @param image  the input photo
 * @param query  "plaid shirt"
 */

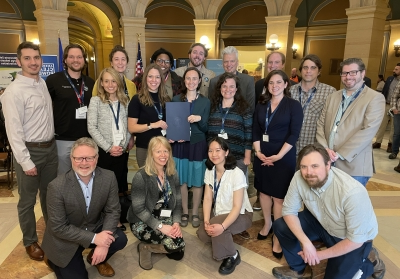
xmin=390 ymin=80 xmax=400 ymax=110
xmin=290 ymin=80 xmax=336 ymax=153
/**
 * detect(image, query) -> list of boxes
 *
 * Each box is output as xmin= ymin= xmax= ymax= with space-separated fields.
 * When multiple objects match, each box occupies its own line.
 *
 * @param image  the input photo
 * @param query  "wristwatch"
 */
xmin=147 ymin=123 xmax=152 ymax=130
xmin=157 ymin=223 xmax=163 ymax=229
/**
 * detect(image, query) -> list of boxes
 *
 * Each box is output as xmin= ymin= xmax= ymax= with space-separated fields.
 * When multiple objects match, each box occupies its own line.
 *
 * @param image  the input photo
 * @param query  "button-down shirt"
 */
xmin=328 ymin=85 xmax=364 ymax=150
xmin=387 ymin=76 xmax=400 ymax=104
xmin=75 ymin=171 xmax=95 ymax=214
xmin=290 ymin=80 xmax=336 ymax=153
xmin=0 ymin=72 xmax=54 ymax=171
xmin=282 ymin=167 xmax=378 ymax=243
xmin=390 ymin=79 xmax=400 ymax=110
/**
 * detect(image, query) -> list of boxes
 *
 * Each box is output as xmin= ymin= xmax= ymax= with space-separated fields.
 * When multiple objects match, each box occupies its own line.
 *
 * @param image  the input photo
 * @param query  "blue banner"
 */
xmin=205 ymin=59 xmax=224 ymax=76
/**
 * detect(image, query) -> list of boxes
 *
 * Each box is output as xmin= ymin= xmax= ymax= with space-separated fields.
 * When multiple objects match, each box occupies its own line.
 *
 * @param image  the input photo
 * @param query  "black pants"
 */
xmin=48 ymin=227 xmax=127 ymax=279
xmin=98 ymin=148 xmax=128 ymax=193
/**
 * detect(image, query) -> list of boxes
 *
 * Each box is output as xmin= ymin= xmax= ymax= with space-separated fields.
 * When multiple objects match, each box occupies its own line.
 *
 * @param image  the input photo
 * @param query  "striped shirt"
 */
xmin=290 ymin=80 xmax=336 ymax=154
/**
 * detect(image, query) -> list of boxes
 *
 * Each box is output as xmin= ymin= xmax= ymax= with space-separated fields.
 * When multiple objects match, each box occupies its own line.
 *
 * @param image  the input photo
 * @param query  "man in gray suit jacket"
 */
xmin=42 ymin=137 xmax=127 ymax=278
xmin=208 ymin=46 xmax=255 ymax=111
xmin=316 ymin=58 xmax=385 ymax=186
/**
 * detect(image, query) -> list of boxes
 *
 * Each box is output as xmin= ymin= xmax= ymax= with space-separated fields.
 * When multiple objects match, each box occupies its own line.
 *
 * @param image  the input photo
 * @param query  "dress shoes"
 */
xmin=87 ymin=249 xmax=115 ymax=277
xmin=389 ymin=152 xmax=398 ymax=159
xmin=219 ymin=250 xmax=241 ymax=275
xmin=394 ymin=164 xmax=400 ymax=173
xmin=372 ymin=142 xmax=381 ymax=149
xmin=272 ymin=235 xmax=283 ymax=260
xmin=387 ymin=143 xmax=392 ymax=153
xmin=25 ymin=242 xmax=44 ymax=261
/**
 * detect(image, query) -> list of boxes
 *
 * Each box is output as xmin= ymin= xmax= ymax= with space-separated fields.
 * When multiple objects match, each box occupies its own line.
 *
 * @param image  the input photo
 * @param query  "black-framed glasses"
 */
xmin=72 ymin=156 xmax=97 ymax=163
xmin=156 ymin=58 xmax=170 ymax=65
xmin=340 ymin=70 xmax=360 ymax=77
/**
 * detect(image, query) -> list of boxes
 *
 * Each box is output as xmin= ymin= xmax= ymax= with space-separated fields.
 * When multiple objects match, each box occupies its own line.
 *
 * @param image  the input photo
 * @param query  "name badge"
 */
xmin=161 ymin=129 xmax=167 ymax=136
xmin=263 ymin=134 xmax=269 ymax=142
xmin=114 ymin=134 xmax=123 ymax=141
xmin=75 ymin=109 xmax=86 ymax=119
xmin=78 ymin=106 xmax=88 ymax=114
xmin=218 ymin=133 xmax=228 ymax=139
xmin=160 ymin=209 xmax=172 ymax=217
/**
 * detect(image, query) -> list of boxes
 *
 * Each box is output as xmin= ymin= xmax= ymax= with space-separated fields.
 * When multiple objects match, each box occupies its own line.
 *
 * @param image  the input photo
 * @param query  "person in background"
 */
xmin=174 ymin=43 xmax=216 ymax=97
xmin=197 ymin=137 xmax=253 ymax=275
xmin=171 ymin=67 xmax=210 ymax=228
xmin=242 ymin=69 xmax=249 ymax=75
xmin=151 ymin=48 xmax=183 ymax=99
xmin=128 ymin=64 xmax=170 ymax=167
xmin=87 ymin=67 xmax=131 ymax=231
xmin=290 ymin=68 xmax=301 ymax=83
xmin=376 ymin=74 xmax=385 ymax=92
xmin=127 ymin=136 xmax=185 ymax=270
xmin=46 ymin=44 xmax=95 ymax=174
xmin=253 ymin=70 xmax=303 ymax=258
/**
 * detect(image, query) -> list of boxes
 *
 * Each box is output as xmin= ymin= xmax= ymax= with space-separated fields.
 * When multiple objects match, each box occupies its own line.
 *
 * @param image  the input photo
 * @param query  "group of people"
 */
xmin=0 ymin=39 xmax=392 ymax=279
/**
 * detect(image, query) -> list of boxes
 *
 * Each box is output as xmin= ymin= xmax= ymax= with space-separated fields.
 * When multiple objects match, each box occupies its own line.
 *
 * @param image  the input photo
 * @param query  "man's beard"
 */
xmin=304 ymin=174 xmax=328 ymax=189
xmin=393 ymin=72 xmax=398 ymax=77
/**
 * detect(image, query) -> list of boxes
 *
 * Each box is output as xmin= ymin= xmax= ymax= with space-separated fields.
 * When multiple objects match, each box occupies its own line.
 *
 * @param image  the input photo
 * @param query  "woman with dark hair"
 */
xmin=128 ymin=63 xmax=170 ymax=167
xmin=150 ymin=48 xmax=183 ymax=99
xmin=207 ymin=72 xmax=252 ymax=176
xmin=127 ymin=136 xmax=185 ymax=270
xmin=253 ymin=70 xmax=303 ymax=258
xmin=197 ymin=137 xmax=253 ymax=275
xmin=376 ymin=74 xmax=385 ymax=92
xmin=170 ymin=67 xmax=210 ymax=228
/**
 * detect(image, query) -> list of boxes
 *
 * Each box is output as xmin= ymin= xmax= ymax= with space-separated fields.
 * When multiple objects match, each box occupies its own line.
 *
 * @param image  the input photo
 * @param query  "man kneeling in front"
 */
xmin=42 ymin=137 xmax=127 ymax=278
xmin=272 ymin=143 xmax=385 ymax=279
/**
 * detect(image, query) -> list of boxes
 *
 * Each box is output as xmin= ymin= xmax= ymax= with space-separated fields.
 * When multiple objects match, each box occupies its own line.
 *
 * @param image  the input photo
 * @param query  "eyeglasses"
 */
xmin=156 ymin=59 xmax=170 ymax=65
xmin=340 ymin=70 xmax=360 ymax=77
xmin=72 ymin=156 xmax=97 ymax=163
xmin=302 ymin=66 xmax=318 ymax=71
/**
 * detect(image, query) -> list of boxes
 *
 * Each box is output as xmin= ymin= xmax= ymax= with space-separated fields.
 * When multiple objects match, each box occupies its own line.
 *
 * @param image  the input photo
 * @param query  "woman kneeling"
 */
xmin=197 ymin=137 xmax=253 ymax=275
xmin=127 ymin=136 xmax=185 ymax=270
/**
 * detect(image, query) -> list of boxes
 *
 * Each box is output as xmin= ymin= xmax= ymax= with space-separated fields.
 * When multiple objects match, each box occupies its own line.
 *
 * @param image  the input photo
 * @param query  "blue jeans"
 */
xmin=351 ymin=176 xmax=371 ymax=187
xmin=273 ymin=209 xmax=373 ymax=279
xmin=392 ymin=114 xmax=400 ymax=154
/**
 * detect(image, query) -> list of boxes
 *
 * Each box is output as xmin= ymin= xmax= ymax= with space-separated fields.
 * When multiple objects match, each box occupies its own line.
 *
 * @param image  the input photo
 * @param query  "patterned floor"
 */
xmin=0 ymin=138 xmax=399 ymax=279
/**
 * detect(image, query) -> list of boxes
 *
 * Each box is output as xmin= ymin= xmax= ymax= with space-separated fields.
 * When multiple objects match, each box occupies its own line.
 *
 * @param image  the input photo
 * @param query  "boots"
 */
xmin=137 ymin=242 xmax=168 ymax=270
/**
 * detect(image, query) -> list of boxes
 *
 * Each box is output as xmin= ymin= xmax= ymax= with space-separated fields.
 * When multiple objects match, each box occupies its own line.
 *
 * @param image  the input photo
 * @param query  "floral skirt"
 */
xmin=130 ymin=217 xmax=185 ymax=253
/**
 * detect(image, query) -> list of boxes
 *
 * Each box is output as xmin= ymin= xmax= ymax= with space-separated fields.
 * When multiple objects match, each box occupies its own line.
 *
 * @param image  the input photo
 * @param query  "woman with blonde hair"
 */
xmin=88 ymin=67 xmax=131 ymax=229
xmin=127 ymin=136 xmax=185 ymax=270
xmin=128 ymin=63 xmax=170 ymax=167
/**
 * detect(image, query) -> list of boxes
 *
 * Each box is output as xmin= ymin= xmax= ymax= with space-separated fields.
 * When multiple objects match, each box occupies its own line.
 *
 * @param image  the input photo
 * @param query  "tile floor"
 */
xmin=0 ymin=136 xmax=399 ymax=279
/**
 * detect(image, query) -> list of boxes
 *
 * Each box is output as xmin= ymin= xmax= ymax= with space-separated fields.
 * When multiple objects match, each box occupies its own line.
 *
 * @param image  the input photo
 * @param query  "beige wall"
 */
xmin=0 ymin=34 xmax=20 ymax=53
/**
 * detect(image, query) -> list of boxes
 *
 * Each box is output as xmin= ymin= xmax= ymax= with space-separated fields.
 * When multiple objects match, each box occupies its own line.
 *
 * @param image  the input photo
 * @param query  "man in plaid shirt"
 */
xmin=390 ymin=80 xmax=400 ymax=162
xmin=290 ymin=54 xmax=336 ymax=154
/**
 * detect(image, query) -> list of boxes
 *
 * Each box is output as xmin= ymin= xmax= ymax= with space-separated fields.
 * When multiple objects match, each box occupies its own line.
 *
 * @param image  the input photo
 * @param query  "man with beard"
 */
xmin=42 ymin=137 xmax=127 ymax=278
xmin=46 ymin=44 xmax=95 ymax=174
xmin=290 ymin=55 xmax=336 ymax=154
xmin=271 ymin=143 xmax=384 ymax=279
xmin=372 ymin=64 xmax=400 ymax=153
xmin=0 ymin=42 xmax=57 ymax=261
xmin=174 ymin=43 xmax=216 ymax=97
xmin=316 ymin=58 xmax=385 ymax=187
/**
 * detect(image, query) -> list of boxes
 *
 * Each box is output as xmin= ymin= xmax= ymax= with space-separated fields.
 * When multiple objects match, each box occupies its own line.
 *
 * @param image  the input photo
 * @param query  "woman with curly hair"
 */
xmin=128 ymin=63 xmax=170 ymax=167
xmin=127 ymin=136 xmax=185 ymax=270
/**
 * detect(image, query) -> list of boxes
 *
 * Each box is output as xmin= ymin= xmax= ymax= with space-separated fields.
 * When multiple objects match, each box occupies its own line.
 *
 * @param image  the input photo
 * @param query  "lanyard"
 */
xmin=213 ymin=168 xmax=225 ymax=202
xmin=265 ymin=101 xmax=280 ymax=134
xmin=156 ymin=173 xmax=170 ymax=207
xmin=298 ymin=86 xmax=317 ymax=111
xmin=219 ymin=102 xmax=233 ymax=133
xmin=153 ymin=103 xmax=163 ymax=120
xmin=109 ymin=101 xmax=121 ymax=130
xmin=122 ymin=77 xmax=130 ymax=100
xmin=187 ymin=93 xmax=199 ymax=115
xmin=64 ymin=71 xmax=85 ymax=106
xmin=340 ymin=84 xmax=364 ymax=118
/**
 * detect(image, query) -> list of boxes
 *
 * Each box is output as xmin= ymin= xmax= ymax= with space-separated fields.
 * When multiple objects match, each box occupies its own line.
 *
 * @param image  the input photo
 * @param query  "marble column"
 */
xmin=264 ymin=15 xmax=297 ymax=75
xmin=119 ymin=16 xmax=146 ymax=80
xmin=344 ymin=5 xmax=390 ymax=84
xmin=33 ymin=8 xmax=69 ymax=55
xmin=193 ymin=19 xmax=219 ymax=59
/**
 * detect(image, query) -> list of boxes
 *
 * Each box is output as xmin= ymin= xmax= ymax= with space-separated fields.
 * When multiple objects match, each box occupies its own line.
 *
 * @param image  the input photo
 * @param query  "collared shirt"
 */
xmin=75 ymin=171 xmax=95 ymax=214
xmin=328 ymin=85 xmax=364 ymax=150
xmin=282 ymin=167 xmax=378 ymax=243
xmin=0 ymin=72 xmax=54 ymax=171
xmin=290 ymin=80 xmax=336 ymax=153
xmin=174 ymin=64 xmax=216 ymax=97
xmin=390 ymin=78 xmax=400 ymax=110
xmin=387 ymin=76 xmax=400 ymax=104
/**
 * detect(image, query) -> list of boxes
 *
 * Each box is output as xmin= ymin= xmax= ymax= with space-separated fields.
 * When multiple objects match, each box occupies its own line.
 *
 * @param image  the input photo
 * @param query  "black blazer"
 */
xmin=382 ymin=76 xmax=395 ymax=100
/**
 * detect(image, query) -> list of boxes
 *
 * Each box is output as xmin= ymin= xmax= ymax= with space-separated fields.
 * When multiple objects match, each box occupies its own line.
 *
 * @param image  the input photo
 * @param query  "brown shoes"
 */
xmin=368 ymin=247 xmax=386 ymax=279
xmin=87 ymin=249 xmax=115 ymax=277
xmin=372 ymin=142 xmax=381 ymax=149
xmin=25 ymin=242 xmax=44 ymax=261
xmin=387 ymin=143 xmax=392 ymax=153
xmin=272 ymin=265 xmax=312 ymax=279
xmin=395 ymin=163 xmax=400 ymax=173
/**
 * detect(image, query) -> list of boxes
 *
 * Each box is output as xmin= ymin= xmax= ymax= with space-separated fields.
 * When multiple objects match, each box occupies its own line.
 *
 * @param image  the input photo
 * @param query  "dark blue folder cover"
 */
xmin=166 ymin=102 xmax=190 ymax=141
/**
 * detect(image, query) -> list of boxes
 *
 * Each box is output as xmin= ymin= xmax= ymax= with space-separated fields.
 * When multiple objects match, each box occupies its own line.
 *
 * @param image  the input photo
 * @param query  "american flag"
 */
xmin=135 ymin=42 xmax=143 ymax=76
